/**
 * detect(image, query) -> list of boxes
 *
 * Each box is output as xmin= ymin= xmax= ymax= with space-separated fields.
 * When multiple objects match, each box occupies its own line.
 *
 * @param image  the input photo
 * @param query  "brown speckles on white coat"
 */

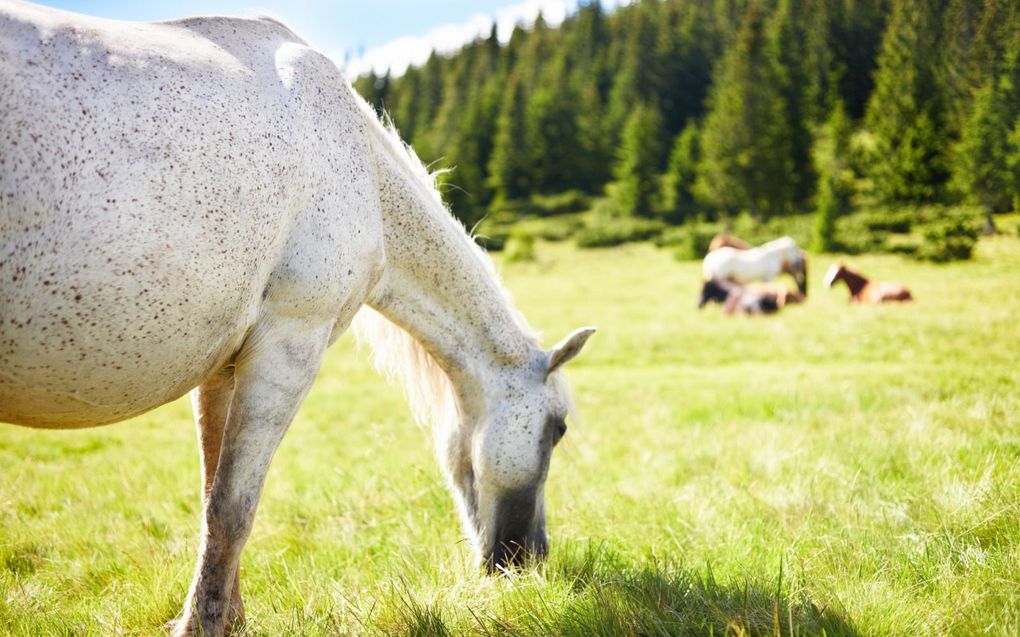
xmin=1 ymin=3 xmax=593 ymax=635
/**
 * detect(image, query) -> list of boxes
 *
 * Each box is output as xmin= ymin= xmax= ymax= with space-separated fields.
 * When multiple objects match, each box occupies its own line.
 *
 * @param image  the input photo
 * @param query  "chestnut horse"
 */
xmin=823 ymin=262 xmax=913 ymax=303
xmin=1 ymin=4 xmax=594 ymax=635
xmin=708 ymin=233 xmax=752 ymax=252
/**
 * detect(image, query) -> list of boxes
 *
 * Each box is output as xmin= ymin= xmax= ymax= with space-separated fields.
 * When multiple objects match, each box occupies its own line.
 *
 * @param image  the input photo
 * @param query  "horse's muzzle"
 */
xmin=483 ymin=532 xmax=548 ymax=574
xmin=482 ymin=487 xmax=547 ymax=573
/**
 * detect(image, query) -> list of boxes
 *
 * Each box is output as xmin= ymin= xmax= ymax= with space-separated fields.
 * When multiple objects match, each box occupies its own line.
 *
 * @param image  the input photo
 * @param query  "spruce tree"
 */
xmin=661 ymin=121 xmax=700 ymax=222
xmin=696 ymin=1 xmax=796 ymax=218
xmin=612 ymin=101 xmax=665 ymax=217
xmin=863 ymin=0 xmax=949 ymax=205
xmin=953 ymin=40 xmax=1020 ymax=216
xmin=813 ymin=99 xmax=854 ymax=251
xmin=486 ymin=71 xmax=534 ymax=203
xmin=528 ymin=63 xmax=584 ymax=194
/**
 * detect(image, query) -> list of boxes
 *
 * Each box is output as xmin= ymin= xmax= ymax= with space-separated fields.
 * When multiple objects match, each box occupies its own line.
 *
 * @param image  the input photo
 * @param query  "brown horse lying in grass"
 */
xmin=823 ymin=262 xmax=913 ymax=303
xmin=708 ymin=233 xmax=752 ymax=252
xmin=746 ymin=282 xmax=805 ymax=307
xmin=699 ymin=279 xmax=780 ymax=315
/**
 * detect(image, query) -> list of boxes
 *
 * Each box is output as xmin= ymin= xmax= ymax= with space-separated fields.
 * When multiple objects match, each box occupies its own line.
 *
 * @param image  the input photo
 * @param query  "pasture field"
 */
xmin=2 ymin=229 xmax=1019 ymax=636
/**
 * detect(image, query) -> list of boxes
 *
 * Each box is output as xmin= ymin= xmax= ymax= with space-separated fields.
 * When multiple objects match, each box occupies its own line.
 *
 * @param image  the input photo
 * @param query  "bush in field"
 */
xmin=658 ymin=226 xmax=717 ymax=261
xmin=530 ymin=190 xmax=591 ymax=216
xmin=915 ymin=213 xmax=979 ymax=262
xmin=730 ymin=212 xmax=814 ymax=247
xmin=487 ymin=198 xmax=544 ymax=219
xmin=472 ymin=221 xmax=511 ymax=252
xmin=515 ymin=214 xmax=586 ymax=242
xmin=576 ymin=200 xmax=665 ymax=247
xmin=860 ymin=208 xmax=914 ymax=233
xmin=503 ymin=229 xmax=536 ymax=262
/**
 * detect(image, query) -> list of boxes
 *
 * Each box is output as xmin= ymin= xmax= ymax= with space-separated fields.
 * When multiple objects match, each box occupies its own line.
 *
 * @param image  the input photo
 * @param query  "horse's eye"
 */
xmin=552 ymin=419 xmax=567 ymax=446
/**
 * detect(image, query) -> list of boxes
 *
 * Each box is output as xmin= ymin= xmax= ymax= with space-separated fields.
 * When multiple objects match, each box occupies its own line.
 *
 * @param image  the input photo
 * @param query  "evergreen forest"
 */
xmin=353 ymin=0 xmax=1020 ymax=256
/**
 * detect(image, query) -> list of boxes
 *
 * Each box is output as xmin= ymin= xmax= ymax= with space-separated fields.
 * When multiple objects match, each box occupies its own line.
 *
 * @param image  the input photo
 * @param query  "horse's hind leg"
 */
xmin=185 ymin=370 xmax=244 ymax=630
xmin=173 ymin=321 xmax=331 ymax=637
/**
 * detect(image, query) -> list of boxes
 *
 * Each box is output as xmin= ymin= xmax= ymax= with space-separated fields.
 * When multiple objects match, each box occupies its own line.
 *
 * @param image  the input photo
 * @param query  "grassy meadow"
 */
xmin=2 ymin=226 xmax=1019 ymax=636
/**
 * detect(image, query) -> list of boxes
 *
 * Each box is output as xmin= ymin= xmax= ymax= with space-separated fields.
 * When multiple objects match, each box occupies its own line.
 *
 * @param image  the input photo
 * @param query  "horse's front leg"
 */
xmin=173 ymin=319 xmax=331 ymax=637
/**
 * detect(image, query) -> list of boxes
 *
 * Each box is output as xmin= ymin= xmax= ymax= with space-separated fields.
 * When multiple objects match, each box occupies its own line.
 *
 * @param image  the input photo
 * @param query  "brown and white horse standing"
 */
xmin=823 ymin=262 xmax=912 ymax=303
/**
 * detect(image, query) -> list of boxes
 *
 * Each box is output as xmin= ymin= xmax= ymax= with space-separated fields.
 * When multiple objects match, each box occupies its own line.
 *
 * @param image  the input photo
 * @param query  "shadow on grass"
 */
xmin=381 ymin=542 xmax=860 ymax=637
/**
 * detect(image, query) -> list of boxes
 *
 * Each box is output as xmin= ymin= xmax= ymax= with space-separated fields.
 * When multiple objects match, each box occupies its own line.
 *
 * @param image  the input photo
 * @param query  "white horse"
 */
xmin=0 ymin=4 xmax=594 ymax=635
xmin=701 ymin=236 xmax=808 ymax=296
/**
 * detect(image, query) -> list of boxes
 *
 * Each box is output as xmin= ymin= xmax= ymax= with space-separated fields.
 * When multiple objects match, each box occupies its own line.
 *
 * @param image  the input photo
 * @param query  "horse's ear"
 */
xmin=547 ymin=327 xmax=596 ymax=376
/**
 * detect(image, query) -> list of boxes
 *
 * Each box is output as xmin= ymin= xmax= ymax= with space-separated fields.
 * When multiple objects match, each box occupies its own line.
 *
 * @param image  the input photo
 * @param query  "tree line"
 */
xmin=353 ymin=0 xmax=1020 ymax=248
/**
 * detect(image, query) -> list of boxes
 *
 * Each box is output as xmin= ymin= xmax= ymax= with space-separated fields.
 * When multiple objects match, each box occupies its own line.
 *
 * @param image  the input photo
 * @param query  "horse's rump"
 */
xmin=0 ymin=6 xmax=375 ymax=427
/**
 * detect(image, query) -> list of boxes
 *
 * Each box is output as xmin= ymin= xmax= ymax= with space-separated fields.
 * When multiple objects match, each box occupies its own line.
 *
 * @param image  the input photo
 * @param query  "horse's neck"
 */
xmin=841 ymin=270 xmax=868 ymax=295
xmin=365 ymin=133 xmax=538 ymax=395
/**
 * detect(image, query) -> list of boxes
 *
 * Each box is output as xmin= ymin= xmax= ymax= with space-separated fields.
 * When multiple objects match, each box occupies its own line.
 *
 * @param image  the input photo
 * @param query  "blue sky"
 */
xmin=37 ymin=0 xmax=626 ymax=76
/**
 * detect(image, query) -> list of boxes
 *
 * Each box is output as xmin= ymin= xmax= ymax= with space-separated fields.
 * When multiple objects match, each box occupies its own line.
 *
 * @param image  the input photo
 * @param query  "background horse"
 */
xmin=702 ymin=236 xmax=808 ymax=295
xmin=746 ymin=282 xmax=805 ymax=306
xmin=0 ymin=5 xmax=593 ymax=636
xmin=708 ymin=233 xmax=752 ymax=252
xmin=698 ymin=279 xmax=780 ymax=315
xmin=824 ymin=262 xmax=913 ymax=303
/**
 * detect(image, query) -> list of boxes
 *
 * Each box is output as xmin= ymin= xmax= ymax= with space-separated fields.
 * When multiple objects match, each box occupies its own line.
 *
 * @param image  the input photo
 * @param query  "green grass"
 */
xmin=2 ymin=231 xmax=1019 ymax=636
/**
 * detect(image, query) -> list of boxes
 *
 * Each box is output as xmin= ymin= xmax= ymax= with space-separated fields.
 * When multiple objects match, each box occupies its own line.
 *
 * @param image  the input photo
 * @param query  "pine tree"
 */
xmin=612 ymin=101 xmax=665 ymax=217
xmin=765 ymin=0 xmax=834 ymax=205
xmin=831 ymin=0 xmax=887 ymax=119
xmin=863 ymin=0 xmax=949 ymax=204
xmin=953 ymin=38 xmax=1020 ymax=216
xmin=813 ymin=99 xmax=854 ymax=251
xmin=486 ymin=71 xmax=534 ymax=203
xmin=528 ymin=62 xmax=585 ymax=193
xmin=605 ymin=0 xmax=661 ymax=146
xmin=696 ymin=1 xmax=796 ymax=218
xmin=661 ymin=121 xmax=701 ymax=221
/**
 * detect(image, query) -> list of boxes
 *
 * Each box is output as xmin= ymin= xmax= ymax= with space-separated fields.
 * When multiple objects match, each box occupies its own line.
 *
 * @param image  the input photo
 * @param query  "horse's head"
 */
xmin=783 ymin=248 xmax=809 ymax=296
xmin=464 ymin=327 xmax=595 ymax=573
xmin=823 ymin=262 xmax=845 ymax=288
xmin=699 ymin=279 xmax=730 ymax=308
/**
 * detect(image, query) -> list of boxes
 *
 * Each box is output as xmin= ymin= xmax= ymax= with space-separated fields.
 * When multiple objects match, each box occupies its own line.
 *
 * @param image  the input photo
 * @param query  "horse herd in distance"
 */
xmin=698 ymin=234 xmax=913 ymax=316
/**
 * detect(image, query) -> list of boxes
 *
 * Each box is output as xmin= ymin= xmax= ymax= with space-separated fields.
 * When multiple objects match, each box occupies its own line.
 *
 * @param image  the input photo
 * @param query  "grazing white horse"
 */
xmin=0 ymin=3 xmax=594 ymax=635
xmin=701 ymin=236 xmax=808 ymax=296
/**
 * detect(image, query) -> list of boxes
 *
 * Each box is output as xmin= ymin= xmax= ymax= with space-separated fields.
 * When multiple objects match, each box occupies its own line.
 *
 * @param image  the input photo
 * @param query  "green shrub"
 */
xmin=530 ymin=190 xmax=592 ymax=216
xmin=915 ymin=214 xmax=980 ymax=263
xmin=472 ymin=221 xmax=511 ymax=252
xmin=487 ymin=198 xmax=544 ymax=219
xmin=515 ymin=214 xmax=586 ymax=242
xmin=657 ymin=226 xmax=717 ymax=261
xmin=730 ymin=212 xmax=814 ymax=247
xmin=860 ymin=209 xmax=914 ymax=233
xmin=575 ymin=216 xmax=665 ymax=248
xmin=503 ymin=230 xmax=536 ymax=262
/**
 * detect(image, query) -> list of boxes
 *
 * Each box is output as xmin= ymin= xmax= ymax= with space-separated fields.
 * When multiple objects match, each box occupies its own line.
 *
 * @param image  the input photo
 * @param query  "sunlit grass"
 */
xmin=2 ymin=229 xmax=1018 ymax=635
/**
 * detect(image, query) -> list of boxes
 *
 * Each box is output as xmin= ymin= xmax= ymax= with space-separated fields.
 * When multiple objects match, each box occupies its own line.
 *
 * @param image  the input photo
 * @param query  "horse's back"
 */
xmin=1 ymin=4 xmax=379 ymax=428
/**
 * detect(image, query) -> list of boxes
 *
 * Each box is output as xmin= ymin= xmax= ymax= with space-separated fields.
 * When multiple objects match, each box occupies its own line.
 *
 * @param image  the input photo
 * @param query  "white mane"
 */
xmin=348 ymin=89 xmax=541 ymax=430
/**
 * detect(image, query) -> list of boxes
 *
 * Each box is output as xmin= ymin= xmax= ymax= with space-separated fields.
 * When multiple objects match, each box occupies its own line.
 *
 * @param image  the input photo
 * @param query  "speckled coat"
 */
xmin=0 ymin=3 xmax=593 ymax=636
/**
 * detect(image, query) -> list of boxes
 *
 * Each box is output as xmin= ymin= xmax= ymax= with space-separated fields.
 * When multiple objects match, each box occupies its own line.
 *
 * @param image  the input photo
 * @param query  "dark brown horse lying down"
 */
xmin=699 ymin=279 xmax=780 ymax=315
xmin=823 ymin=262 xmax=913 ymax=303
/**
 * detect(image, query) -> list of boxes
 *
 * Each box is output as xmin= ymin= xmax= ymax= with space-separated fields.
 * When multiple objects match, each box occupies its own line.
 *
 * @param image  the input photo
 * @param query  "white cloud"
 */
xmin=338 ymin=0 xmax=629 ymax=78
